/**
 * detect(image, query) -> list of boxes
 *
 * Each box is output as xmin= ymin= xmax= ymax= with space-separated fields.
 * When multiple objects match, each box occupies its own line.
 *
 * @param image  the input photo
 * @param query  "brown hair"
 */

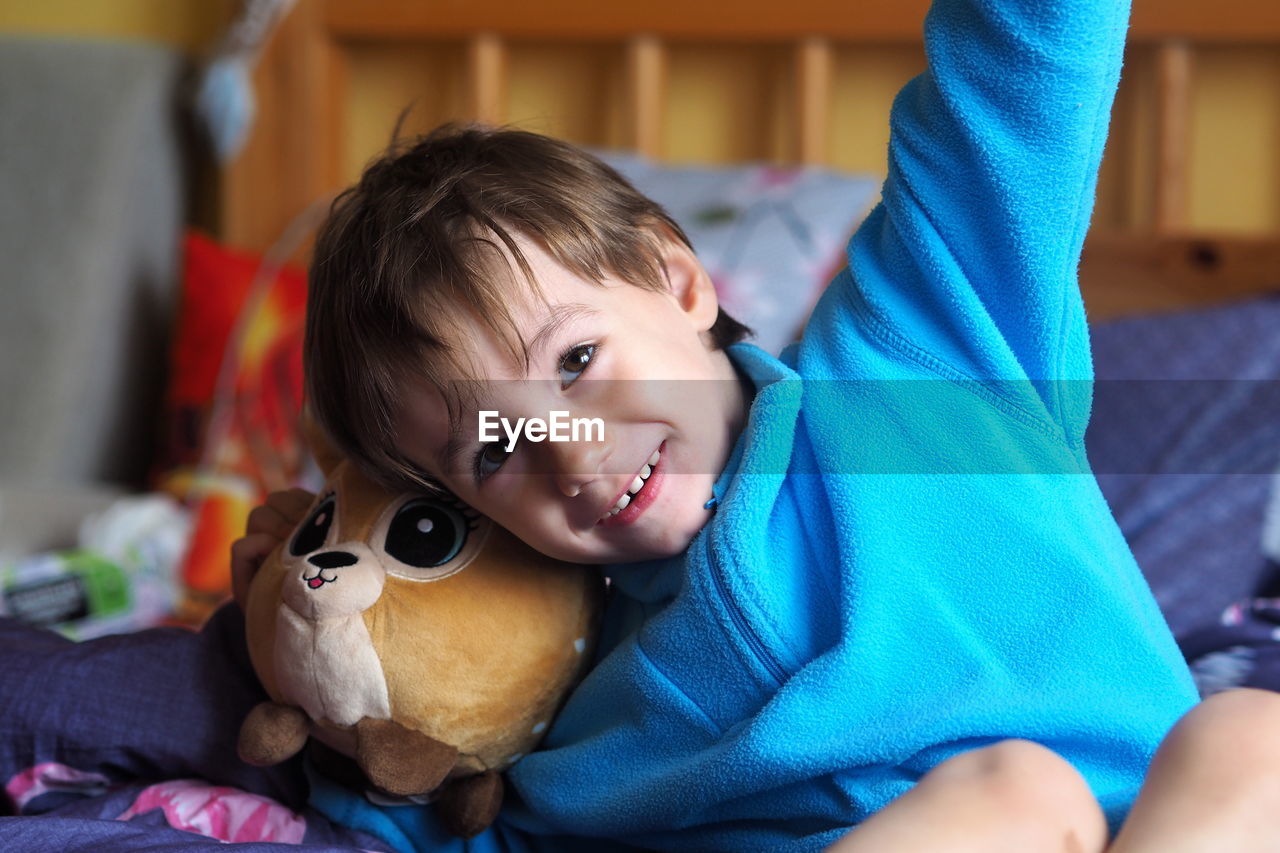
xmin=305 ymin=123 xmax=750 ymax=491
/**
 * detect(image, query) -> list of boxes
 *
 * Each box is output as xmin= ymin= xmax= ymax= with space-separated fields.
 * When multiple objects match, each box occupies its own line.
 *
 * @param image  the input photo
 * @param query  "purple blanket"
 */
xmin=1088 ymin=295 xmax=1280 ymax=637
xmin=0 ymin=606 xmax=390 ymax=851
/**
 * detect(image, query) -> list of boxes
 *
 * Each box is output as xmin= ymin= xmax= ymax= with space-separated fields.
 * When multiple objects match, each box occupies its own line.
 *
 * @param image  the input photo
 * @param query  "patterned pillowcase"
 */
xmin=597 ymin=152 xmax=880 ymax=355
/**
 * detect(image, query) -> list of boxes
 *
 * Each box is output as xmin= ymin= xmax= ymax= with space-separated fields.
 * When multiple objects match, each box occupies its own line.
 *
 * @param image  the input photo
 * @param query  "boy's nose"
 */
xmin=549 ymin=437 xmax=608 ymax=498
xmin=556 ymin=474 xmax=586 ymax=498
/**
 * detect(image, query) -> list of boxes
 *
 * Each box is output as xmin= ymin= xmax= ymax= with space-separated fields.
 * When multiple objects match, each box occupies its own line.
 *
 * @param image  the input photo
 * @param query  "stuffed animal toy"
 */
xmin=237 ymin=431 xmax=603 ymax=838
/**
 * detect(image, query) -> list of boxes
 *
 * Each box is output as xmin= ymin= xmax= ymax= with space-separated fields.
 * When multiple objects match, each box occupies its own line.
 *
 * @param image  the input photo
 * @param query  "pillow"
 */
xmin=156 ymin=232 xmax=308 ymax=622
xmin=597 ymin=153 xmax=880 ymax=355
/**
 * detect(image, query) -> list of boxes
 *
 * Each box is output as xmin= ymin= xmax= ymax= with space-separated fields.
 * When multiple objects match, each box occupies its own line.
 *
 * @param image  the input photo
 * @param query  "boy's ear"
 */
xmin=656 ymin=228 xmax=719 ymax=334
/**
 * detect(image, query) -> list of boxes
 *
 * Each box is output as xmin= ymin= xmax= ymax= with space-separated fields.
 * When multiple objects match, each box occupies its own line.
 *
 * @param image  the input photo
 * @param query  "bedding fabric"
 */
xmin=0 ymin=607 xmax=387 ymax=851
xmin=1087 ymin=295 xmax=1280 ymax=638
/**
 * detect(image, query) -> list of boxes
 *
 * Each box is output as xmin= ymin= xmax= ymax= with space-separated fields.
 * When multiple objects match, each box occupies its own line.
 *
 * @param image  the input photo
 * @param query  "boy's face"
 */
xmin=394 ymin=235 xmax=748 ymax=565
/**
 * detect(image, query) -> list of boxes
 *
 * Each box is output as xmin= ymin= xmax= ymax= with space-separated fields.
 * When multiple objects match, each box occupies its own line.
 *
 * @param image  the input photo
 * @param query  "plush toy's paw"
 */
xmin=355 ymin=717 xmax=458 ymax=796
xmin=437 ymin=771 xmax=504 ymax=839
xmin=238 ymin=702 xmax=310 ymax=766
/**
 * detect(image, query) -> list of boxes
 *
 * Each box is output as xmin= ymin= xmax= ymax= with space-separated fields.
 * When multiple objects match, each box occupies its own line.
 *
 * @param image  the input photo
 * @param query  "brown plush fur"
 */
xmin=239 ymin=442 xmax=602 ymax=837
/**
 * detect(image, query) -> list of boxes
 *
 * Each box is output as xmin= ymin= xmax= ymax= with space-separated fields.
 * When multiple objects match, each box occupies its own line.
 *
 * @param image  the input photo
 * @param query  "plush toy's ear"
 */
xmin=301 ymin=405 xmax=345 ymax=478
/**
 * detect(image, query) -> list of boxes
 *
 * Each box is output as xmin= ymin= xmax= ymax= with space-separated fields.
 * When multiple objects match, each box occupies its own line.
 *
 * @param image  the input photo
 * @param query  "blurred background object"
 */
xmin=0 ymin=0 xmax=302 ymax=630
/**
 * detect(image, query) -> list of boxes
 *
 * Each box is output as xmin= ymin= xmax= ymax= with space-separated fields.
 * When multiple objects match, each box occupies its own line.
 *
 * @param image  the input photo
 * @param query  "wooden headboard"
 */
xmin=222 ymin=0 xmax=1280 ymax=320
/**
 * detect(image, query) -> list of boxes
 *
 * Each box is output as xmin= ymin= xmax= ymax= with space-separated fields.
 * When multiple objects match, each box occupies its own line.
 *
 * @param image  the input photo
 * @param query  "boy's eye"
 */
xmin=475 ymin=440 xmax=512 ymax=481
xmin=559 ymin=344 xmax=596 ymax=388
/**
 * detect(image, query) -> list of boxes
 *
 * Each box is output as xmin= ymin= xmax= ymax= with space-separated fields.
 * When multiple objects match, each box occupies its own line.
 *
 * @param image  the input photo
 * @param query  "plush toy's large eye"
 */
xmin=384 ymin=499 xmax=469 ymax=568
xmin=290 ymin=496 xmax=336 ymax=556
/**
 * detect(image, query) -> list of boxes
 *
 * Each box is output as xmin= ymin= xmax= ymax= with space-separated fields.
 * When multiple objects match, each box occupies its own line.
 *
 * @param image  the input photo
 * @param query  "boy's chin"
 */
xmin=604 ymin=537 xmax=696 ymax=565
xmin=605 ymin=517 xmax=708 ymax=564
xmin=547 ymin=526 xmax=701 ymax=566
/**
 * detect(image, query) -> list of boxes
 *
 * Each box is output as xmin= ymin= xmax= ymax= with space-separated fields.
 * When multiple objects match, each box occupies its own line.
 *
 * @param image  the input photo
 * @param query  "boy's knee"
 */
xmin=928 ymin=740 xmax=1107 ymax=851
xmin=1163 ymin=688 xmax=1280 ymax=769
xmin=1120 ymin=689 xmax=1280 ymax=845
xmin=934 ymin=739 xmax=1079 ymax=793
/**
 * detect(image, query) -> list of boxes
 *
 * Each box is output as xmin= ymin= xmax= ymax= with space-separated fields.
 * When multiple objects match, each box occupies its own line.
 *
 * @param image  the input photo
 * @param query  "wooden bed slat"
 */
xmin=626 ymin=35 xmax=666 ymax=158
xmin=794 ymin=37 xmax=833 ymax=165
xmin=1152 ymin=41 xmax=1192 ymax=233
xmin=467 ymin=33 xmax=507 ymax=125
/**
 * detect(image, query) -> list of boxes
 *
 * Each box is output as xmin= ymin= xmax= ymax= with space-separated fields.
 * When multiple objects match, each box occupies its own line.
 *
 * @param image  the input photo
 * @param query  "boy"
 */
xmin=233 ymin=0 xmax=1280 ymax=851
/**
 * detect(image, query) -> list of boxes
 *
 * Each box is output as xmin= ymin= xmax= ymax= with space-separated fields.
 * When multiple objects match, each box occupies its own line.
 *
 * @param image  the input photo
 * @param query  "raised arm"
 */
xmin=806 ymin=0 xmax=1132 ymax=440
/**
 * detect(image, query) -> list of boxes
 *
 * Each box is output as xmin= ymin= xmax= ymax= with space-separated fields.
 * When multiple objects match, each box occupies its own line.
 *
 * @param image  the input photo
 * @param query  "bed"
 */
xmin=3 ymin=0 xmax=1280 ymax=848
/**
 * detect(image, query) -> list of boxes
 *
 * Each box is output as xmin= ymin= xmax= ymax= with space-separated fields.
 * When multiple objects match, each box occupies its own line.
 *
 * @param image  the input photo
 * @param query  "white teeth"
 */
xmin=601 ymin=448 xmax=662 ymax=521
xmin=623 ymin=456 xmax=657 ymax=501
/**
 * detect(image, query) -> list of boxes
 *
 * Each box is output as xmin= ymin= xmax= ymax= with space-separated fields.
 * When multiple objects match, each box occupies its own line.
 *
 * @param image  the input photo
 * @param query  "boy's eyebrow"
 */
xmin=439 ymin=424 xmax=467 ymax=474
xmin=527 ymin=303 xmax=599 ymax=361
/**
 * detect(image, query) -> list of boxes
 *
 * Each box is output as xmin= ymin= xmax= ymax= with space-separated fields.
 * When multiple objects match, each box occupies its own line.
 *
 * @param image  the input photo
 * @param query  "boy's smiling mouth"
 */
xmin=598 ymin=444 xmax=663 ymax=525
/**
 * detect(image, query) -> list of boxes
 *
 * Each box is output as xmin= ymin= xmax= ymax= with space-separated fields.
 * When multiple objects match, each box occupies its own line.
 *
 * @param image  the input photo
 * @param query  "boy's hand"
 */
xmin=230 ymin=488 xmax=316 ymax=610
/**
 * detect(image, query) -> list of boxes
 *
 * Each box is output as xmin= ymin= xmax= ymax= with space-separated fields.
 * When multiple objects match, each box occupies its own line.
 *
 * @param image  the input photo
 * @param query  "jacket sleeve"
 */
xmin=803 ymin=0 xmax=1131 ymax=443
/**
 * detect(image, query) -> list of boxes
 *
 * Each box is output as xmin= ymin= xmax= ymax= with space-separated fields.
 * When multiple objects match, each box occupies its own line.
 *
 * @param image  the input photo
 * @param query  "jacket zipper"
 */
xmin=706 ymin=534 xmax=788 ymax=688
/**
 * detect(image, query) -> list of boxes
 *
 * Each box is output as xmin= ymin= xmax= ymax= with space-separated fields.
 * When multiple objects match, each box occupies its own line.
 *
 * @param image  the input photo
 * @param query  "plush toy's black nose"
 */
xmin=308 ymin=551 xmax=358 ymax=569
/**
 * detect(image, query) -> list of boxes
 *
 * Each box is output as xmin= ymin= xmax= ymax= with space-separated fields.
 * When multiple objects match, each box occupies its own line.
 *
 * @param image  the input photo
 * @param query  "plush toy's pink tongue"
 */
xmin=308 ymin=578 xmax=325 ymax=589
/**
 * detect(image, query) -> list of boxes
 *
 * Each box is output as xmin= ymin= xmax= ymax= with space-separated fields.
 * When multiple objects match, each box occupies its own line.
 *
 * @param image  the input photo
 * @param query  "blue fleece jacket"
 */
xmin=310 ymin=0 xmax=1199 ymax=848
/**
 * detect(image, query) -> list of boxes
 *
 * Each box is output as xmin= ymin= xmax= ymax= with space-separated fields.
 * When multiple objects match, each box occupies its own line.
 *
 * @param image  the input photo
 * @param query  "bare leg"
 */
xmin=1109 ymin=688 xmax=1280 ymax=852
xmin=826 ymin=739 xmax=1108 ymax=853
